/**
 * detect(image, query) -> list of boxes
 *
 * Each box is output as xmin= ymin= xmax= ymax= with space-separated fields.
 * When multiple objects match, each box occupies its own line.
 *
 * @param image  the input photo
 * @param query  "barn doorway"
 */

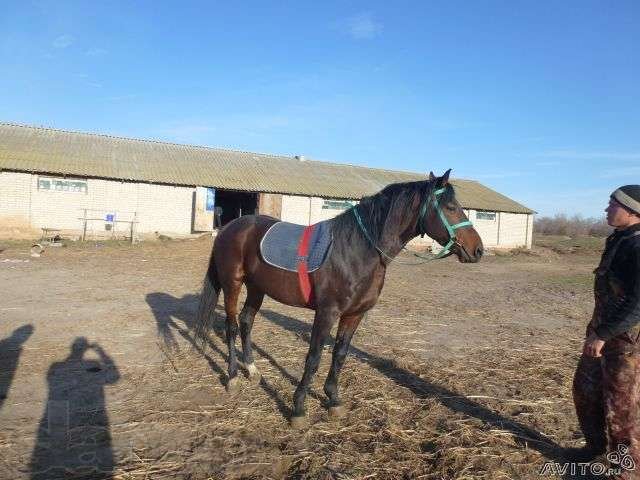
xmin=215 ymin=190 xmax=258 ymax=227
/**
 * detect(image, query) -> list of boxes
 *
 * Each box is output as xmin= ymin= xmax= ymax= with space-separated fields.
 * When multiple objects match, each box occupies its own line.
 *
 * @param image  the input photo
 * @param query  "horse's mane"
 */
xmin=331 ymin=180 xmax=456 ymax=253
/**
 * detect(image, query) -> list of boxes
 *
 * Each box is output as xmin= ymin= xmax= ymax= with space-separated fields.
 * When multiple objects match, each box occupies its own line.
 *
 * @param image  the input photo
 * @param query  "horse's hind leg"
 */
xmin=291 ymin=307 xmax=339 ymax=427
xmin=239 ymin=284 xmax=264 ymax=382
xmin=323 ymin=312 xmax=364 ymax=419
xmin=223 ymin=281 xmax=243 ymax=393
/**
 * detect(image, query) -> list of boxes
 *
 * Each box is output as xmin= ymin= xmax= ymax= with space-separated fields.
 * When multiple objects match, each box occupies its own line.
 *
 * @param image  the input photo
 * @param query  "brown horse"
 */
xmin=195 ymin=169 xmax=483 ymax=426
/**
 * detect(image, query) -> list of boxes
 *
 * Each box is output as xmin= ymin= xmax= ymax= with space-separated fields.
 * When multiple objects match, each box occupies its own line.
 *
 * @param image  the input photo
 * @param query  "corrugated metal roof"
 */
xmin=0 ymin=123 xmax=534 ymax=214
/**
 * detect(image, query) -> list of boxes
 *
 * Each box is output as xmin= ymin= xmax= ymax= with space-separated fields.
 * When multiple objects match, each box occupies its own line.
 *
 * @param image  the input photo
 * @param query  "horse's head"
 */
xmin=418 ymin=169 xmax=483 ymax=263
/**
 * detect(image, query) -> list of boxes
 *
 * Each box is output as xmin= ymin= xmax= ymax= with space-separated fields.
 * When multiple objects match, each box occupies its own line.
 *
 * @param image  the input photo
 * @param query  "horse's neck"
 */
xmin=374 ymin=205 xmax=420 ymax=262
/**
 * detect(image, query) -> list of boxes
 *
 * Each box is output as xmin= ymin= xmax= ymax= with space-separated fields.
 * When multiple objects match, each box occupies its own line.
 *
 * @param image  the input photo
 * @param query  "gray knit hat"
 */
xmin=612 ymin=185 xmax=640 ymax=215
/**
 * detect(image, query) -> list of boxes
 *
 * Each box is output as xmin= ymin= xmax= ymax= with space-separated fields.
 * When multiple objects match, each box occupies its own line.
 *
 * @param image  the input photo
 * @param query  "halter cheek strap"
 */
xmin=417 ymin=187 xmax=473 ymax=259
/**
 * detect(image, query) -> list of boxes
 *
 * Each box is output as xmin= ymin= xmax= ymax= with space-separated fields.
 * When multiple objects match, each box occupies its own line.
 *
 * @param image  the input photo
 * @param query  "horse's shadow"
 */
xmin=146 ymin=292 xmax=588 ymax=478
xmin=146 ymin=292 xmax=322 ymax=418
xmin=258 ymin=308 xmax=599 ymax=478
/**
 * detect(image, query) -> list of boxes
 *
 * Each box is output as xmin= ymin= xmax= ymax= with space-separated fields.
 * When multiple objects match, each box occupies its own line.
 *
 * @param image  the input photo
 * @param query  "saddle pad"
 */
xmin=260 ymin=220 xmax=332 ymax=273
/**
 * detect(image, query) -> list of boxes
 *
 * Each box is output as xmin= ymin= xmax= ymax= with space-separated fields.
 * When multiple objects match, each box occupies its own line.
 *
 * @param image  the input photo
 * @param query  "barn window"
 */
xmin=322 ymin=200 xmax=356 ymax=210
xmin=38 ymin=176 xmax=88 ymax=193
xmin=476 ymin=211 xmax=496 ymax=221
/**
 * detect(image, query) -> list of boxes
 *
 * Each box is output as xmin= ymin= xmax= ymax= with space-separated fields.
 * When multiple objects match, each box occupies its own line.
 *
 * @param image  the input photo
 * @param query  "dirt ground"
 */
xmin=0 ymin=235 xmax=605 ymax=479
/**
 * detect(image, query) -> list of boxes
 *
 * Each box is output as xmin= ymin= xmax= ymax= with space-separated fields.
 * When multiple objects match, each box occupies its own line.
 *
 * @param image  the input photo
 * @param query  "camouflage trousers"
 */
xmin=573 ymin=353 xmax=640 ymax=478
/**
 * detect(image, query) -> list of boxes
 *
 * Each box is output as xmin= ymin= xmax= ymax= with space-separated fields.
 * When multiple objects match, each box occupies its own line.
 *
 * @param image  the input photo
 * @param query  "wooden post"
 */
xmin=82 ymin=209 xmax=87 ymax=242
xmin=130 ymin=212 xmax=137 ymax=244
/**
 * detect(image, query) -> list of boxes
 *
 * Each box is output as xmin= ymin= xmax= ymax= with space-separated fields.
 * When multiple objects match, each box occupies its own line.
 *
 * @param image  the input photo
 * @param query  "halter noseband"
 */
xmin=416 ymin=186 xmax=473 ymax=259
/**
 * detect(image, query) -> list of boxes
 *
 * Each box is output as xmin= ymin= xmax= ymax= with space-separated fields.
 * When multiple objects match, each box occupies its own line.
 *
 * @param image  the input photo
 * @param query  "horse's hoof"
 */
xmin=226 ymin=377 xmax=240 ymax=394
xmin=328 ymin=406 xmax=346 ymax=420
xmin=289 ymin=415 xmax=308 ymax=429
xmin=246 ymin=363 xmax=261 ymax=383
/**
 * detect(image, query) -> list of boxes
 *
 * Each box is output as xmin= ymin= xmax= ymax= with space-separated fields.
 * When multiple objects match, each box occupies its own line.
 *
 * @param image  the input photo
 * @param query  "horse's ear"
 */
xmin=441 ymin=169 xmax=451 ymax=184
xmin=428 ymin=171 xmax=436 ymax=182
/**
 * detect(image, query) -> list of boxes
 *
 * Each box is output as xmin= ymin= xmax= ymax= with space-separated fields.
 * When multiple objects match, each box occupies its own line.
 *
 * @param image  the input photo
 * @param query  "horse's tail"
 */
xmin=195 ymin=252 xmax=222 ymax=346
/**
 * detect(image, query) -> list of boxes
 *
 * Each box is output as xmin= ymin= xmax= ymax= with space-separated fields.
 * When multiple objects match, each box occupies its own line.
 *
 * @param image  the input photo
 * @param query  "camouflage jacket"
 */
xmin=590 ymin=223 xmax=640 ymax=354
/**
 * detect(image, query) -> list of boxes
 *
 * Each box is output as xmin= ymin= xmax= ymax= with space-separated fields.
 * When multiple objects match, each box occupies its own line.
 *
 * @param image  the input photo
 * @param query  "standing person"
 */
xmin=214 ymin=205 xmax=223 ymax=228
xmin=573 ymin=185 xmax=640 ymax=477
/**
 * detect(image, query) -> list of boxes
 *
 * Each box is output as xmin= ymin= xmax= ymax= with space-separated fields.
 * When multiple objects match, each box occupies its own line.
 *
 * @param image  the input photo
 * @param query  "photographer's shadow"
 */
xmin=30 ymin=338 xmax=119 ymax=480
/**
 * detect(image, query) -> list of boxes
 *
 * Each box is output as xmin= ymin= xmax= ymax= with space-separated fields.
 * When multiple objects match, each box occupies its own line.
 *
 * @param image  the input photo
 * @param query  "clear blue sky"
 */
xmin=1 ymin=1 xmax=638 ymax=218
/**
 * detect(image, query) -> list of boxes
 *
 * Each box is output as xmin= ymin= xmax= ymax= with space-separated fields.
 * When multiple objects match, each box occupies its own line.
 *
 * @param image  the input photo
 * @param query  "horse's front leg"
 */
xmin=323 ymin=312 xmax=364 ymax=419
xmin=291 ymin=306 xmax=339 ymax=427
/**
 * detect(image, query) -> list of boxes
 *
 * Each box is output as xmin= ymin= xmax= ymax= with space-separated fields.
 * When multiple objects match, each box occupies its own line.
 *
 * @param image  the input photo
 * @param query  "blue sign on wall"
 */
xmin=105 ymin=214 xmax=114 ymax=222
xmin=206 ymin=188 xmax=215 ymax=211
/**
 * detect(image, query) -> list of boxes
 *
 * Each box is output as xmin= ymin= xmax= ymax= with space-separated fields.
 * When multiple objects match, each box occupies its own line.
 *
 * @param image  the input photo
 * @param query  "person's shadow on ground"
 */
xmin=30 ymin=337 xmax=120 ymax=480
xmin=0 ymin=324 xmax=34 ymax=411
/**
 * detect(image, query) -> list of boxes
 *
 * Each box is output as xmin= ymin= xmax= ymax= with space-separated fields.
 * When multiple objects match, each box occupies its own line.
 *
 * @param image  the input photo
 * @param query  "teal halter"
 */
xmin=417 ymin=187 xmax=473 ymax=259
xmin=352 ymin=185 xmax=474 ymax=263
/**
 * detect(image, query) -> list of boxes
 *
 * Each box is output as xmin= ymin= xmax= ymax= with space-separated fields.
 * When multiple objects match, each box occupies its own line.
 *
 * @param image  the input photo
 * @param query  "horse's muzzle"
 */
xmin=456 ymin=242 xmax=483 ymax=263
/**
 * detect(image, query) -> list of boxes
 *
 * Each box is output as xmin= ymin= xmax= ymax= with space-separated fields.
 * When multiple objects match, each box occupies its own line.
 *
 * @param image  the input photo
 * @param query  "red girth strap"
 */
xmin=297 ymin=224 xmax=315 ymax=307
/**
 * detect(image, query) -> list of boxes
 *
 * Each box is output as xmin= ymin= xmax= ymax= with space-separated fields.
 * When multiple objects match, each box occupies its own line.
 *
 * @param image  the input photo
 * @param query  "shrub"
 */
xmin=534 ymin=214 xmax=611 ymax=237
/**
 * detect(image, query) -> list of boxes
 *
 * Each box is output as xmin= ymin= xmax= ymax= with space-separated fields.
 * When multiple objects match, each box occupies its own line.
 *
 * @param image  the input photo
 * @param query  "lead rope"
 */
xmin=352 ymin=207 xmax=425 ymax=265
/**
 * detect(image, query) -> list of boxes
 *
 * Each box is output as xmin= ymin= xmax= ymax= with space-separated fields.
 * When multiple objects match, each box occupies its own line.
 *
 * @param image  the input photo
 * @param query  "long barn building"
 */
xmin=0 ymin=123 xmax=534 ymax=248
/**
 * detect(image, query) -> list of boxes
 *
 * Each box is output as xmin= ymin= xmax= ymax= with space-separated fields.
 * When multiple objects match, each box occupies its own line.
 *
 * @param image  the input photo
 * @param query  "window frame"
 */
xmin=475 ymin=211 xmax=497 ymax=221
xmin=38 ymin=176 xmax=88 ymax=194
xmin=321 ymin=199 xmax=356 ymax=210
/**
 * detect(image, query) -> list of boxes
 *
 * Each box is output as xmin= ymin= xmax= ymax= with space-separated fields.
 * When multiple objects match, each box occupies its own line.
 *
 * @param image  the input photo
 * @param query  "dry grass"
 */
xmin=99 ymin=309 xmax=582 ymax=480
xmin=1 ymin=236 xmax=596 ymax=479
xmin=533 ymin=235 xmax=605 ymax=256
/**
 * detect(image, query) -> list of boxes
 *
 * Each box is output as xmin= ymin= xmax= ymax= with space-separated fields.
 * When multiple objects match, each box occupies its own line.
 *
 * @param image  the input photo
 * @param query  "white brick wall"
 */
xmin=468 ymin=210 xmax=499 ymax=247
xmin=0 ymin=171 xmax=37 ymax=237
xmin=497 ymin=212 xmax=532 ymax=248
xmin=1 ymin=172 xmax=534 ymax=247
xmin=0 ymin=171 xmax=193 ymax=236
xmin=281 ymin=195 xmax=358 ymax=224
xmin=281 ymin=195 xmax=312 ymax=224
xmin=281 ymin=195 xmax=354 ymax=224
xmin=134 ymin=182 xmax=193 ymax=234
xmin=462 ymin=210 xmax=533 ymax=248
xmin=310 ymin=197 xmax=343 ymax=223
xmin=408 ymin=209 xmax=533 ymax=250
xmin=0 ymin=171 xmax=31 ymax=225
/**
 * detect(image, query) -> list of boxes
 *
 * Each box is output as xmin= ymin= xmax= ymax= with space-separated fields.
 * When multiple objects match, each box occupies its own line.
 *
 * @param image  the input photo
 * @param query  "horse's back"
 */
xmin=214 ymin=214 xmax=276 ymax=252
xmin=213 ymin=215 xmax=312 ymax=307
xmin=217 ymin=214 xmax=277 ymax=236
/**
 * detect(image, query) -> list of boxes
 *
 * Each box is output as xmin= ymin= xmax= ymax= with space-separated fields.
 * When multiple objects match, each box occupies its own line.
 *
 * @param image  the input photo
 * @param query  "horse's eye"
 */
xmin=445 ymin=204 xmax=457 ymax=212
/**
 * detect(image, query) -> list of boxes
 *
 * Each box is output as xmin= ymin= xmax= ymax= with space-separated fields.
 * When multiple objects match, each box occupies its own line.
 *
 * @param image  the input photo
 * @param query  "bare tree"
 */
xmin=535 ymin=214 xmax=611 ymax=237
